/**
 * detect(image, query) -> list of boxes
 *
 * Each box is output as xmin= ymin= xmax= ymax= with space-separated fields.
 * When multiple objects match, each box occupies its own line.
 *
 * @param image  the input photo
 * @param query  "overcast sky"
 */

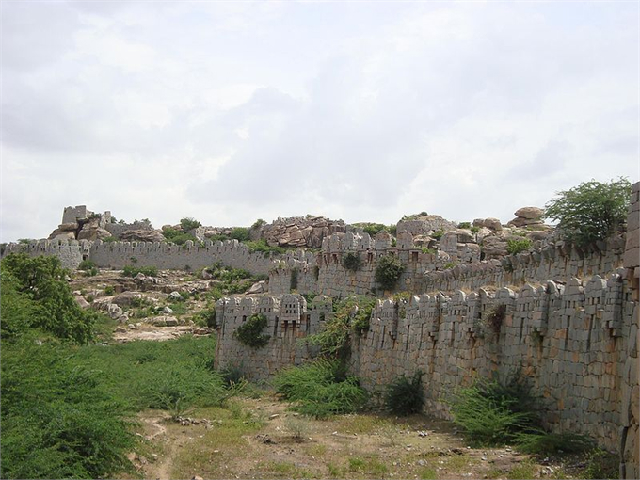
xmin=1 ymin=1 xmax=638 ymax=242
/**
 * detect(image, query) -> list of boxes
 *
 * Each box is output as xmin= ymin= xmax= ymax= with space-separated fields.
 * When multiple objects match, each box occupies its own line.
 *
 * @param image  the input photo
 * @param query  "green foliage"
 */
xmin=450 ymin=375 xmax=539 ymax=446
xmin=443 ymin=261 xmax=457 ymax=269
xmin=375 ymin=255 xmax=404 ymax=291
xmin=485 ymin=304 xmax=506 ymax=335
xmin=305 ymin=296 xmax=376 ymax=357
xmin=196 ymin=307 xmax=217 ymax=328
xmin=1 ymin=340 xmax=136 ymax=479
xmin=122 ymin=264 xmax=158 ymax=277
xmin=544 ymin=177 xmax=631 ymax=247
xmin=230 ymin=227 xmax=250 ymax=242
xmin=163 ymin=227 xmax=199 ymax=246
xmin=515 ymin=432 xmax=594 ymax=455
xmin=273 ymin=360 xmax=368 ymax=419
xmin=78 ymin=260 xmax=96 ymax=271
xmin=470 ymin=226 xmax=480 ymax=234
xmin=457 ymin=222 xmax=472 ymax=229
xmin=431 ymin=229 xmax=444 ymax=240
xmin=353 ymin=222 xmax=390 ymax=237
xmin=18 ymin=238 xmax=36 ymax=244
xmin=580 ymin=448 xmax=619 ymax=480
xmin=245 ymin=238 xmax=287 ymax=255
xmin=102 ymin=235 xmax=117 ymax=243
xmin=384 ymin=371 xmax=424 ymax=415
xmin=205 ymin=262 xmax=252 ymax=281
xmin=421 ymin=247 xmax=436 ymax=255
xmin=290 ymin=267 xmax=298 ymax=291
xmin=233 ymin=313 xmax=270 ymax=348
xmin=180 ymin=217 xmax=201 ymax=231
xmin=251 ymin=218 xmax=266 ymax=229
xmin=1 ymin=254 xmax=96 ymax=343
xmin=342 ymin=251 xmax=361 ymax=272
xmin=506 ymin=238 xmax=532 ymax=255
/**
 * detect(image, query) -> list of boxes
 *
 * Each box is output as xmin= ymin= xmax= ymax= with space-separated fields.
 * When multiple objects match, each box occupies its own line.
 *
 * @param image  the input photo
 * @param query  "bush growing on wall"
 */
xmin=233 ymin=313 xmax=270 ymax=348
xmin=506 ymin=238 xmax=532 ymax=255
xmin=384 ymin=371 xmax=424 ymax=415
xmin=544 ymin=177 xmax=631 ymax=248
xmin=375 ymin=255 xmax=404 ymax=291
xmin=342 ymin=252 xmax=361 ymax=272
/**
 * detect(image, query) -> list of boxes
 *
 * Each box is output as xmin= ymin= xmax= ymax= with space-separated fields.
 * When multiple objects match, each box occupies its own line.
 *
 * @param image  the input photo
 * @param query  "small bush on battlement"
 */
xmin=342 ymin=252 xmax=361 ymax=272
xmin=506 ymin=238 xmax=532 ymax=255
xmin=122 ymin=265 xmax=158 ymax=278
xmin=233 ymin=313 xmax=270 ymax=348
xmin=375 ymin=255 xmax=404 ymax=291
xmin=246 ymin=239 xmax=287 ymax=255
xmin=384 ymin=371 xmax=424 ymax=415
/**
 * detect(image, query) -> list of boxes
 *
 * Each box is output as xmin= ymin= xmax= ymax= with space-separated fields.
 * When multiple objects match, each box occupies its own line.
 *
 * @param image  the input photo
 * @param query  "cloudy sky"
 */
xmin=1 ymin=1 xmax=638 ymax=242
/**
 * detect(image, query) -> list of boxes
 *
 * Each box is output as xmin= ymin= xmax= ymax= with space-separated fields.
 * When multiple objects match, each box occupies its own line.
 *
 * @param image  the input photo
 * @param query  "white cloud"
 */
xmin=1 ymin=1 xmax=637 ymax=242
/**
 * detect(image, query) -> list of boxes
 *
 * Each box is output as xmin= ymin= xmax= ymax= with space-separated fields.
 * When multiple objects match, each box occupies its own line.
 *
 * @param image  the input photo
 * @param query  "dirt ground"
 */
xmin=127 ymin=395 xmax=578 ymax=480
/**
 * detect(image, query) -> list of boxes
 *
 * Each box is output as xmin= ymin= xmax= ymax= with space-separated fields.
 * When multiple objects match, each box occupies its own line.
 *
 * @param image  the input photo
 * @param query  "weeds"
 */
xmin=384 ymin=371 xmax=424 ymax=415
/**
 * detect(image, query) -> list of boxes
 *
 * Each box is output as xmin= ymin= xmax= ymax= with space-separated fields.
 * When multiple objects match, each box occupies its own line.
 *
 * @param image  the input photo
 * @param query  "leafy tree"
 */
xmin=1 ymin=254 xmax=95 ymax=343
xmin=544 ymin=178 xmax=631 ymax=248
xmin=233 ymin=313 xmax=270 ymax=348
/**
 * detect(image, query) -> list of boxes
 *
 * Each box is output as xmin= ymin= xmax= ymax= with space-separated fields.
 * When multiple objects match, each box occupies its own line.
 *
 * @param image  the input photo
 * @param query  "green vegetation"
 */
xmin=384 ymin=371 xmax=424 ymax=415
xmin=102 ymin=235 xmax=117 ymax=242
xmin=180 ymin=216 xmax=201 ymax=231
xmin=290 ymin=267 xmax=298 ymax=290
xmin=450 ymin=375 xmax=541 ymax=446
xmin=233 ymin=313 xmax=270 ymax=348
xmin=122 ymin=264 xmax=158 ymax=277
xmin=421 ymin=247 xmax=436 ymax=255
xmin=457 ymin=221 xmax=472 ymax=229
xmin=78 ymin=259 xmax=99 ymax=276
xmin=163 ymin=227 xmax=199 ymax=246
xmin=353 ymin=222 xmax=393 ymax=237
xmin=506 ymin=237 xmax=532 ymax=255
xmin=305 ymin=296 xmax=376 ymax=357
xmin=544 ymin=177 xmax=631 ymax=248
xmin=342 ymin=251 xmax=361 ymax=272
xmin=251 ymin=218 xmax=266 ymax=230
xmin=1 ymin=253 xmax=97 ymax=343
xmin=104 ymin=285 xmax=115 ymax=296
xmin=273 ymin=360 xmax=368 ymax=419
xmin=205 ymin=262 xmax=251 ymax=281
xmin=375 ymin=255 xmax=404 ymax=291
xmin=246 ymin=238 xmax=287 ymax=255
xmin=230 ymin=227 xmax=250 ymax=242
xmin=431 ymin=229 xmax=444 ymax=240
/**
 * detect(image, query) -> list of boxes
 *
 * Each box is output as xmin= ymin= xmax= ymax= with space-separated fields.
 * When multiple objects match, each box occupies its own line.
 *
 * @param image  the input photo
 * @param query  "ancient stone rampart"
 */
xmin=1 ymin=239 xmax=88 ymax=269
xmin=214 ymin=294 xmax=332 ymax=379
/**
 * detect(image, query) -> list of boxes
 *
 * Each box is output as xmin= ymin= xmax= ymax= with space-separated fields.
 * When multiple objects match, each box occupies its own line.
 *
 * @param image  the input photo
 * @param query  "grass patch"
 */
xmin=348 ymin=455 xmax=388 ymax=476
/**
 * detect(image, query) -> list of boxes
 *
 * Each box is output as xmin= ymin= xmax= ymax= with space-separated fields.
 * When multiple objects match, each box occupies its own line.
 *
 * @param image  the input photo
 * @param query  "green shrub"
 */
xmin=305 ymin=296 xmax=376 ymax=357
xmin=180 ymin=217 xmax=201 ymax=231
xmin=196 ymin=307 xmax=216 ymax=328
xmin=290 ymin=268 xmax=298 ymax=290
xmin=103 ymin=235 xmax=117 ymax=243
xmin=515 ymin=432 xmax=594 ymax=455
xmin=421 ymin=247 xmax=436 ymax=255
xmin=450 ymin=376 xmax=539 ymax=446
xmin=245 ymin=239 xmax=287 ymax=255
xmin=431 ymin=230 xmax=444 ymax=240
xmin=78 ymin=260 xmax=96 ymax=271
xmin=506 ymin=238 xmax=532 ymax=255
xmin=457 ymin=222 xmax=471 ymax=229
xmin=233 ymin=313 xmax=270 ymax=348
xmin=122 ymin=264 xmax=158 ymax=277
xmin=375 ymin=255 xmax=404 ymax=291
xmin=544 ymin=177 xmax=631 ymax=248
xmin=342 ymin=252 xmax=361 ymax=272
xmin=384 ymin=371 xmax=424 ymax=415
xmin=273 ymin=360 xmax=368 ymax=419
xmin=251 ymin=218 xmax=266 ymax=230
xmin=353 ymin=222 xmax=389 ymax=237
xmin=205 ymin=262 xmax=252 ymax=281
xmin=1 ymin=254 xmax=96 ymax=343
xmin=230 ymin=227 xmax=250 ymax=242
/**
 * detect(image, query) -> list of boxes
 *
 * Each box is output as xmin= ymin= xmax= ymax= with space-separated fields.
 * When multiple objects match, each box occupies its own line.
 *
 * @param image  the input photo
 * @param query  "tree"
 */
xmin=180 ymin=217 xmax=201 ymax=232
xmin=375 ymin=255 xmax=404 ymax=291
xmin=544 ymin=178 xmax=631 ymax=248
